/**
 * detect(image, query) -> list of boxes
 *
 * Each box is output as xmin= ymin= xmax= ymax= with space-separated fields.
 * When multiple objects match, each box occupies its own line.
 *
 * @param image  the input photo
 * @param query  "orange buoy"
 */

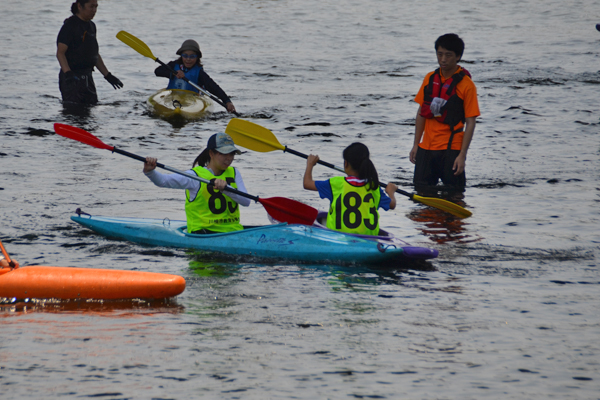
xmin=0 ymin=265 xmax=185 ymax=300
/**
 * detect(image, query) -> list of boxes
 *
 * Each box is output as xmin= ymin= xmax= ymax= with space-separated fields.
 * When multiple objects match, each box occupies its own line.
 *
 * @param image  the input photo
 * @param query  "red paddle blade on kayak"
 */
xmin=54 ymin=123 xmax=114 ymax=151
xmin=259 ymin=197 xmax=318 ymax=226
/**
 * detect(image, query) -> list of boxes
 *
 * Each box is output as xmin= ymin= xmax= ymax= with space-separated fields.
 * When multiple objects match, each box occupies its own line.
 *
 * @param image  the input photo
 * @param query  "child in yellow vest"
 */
xmin=143 ymin=132 xmax=250 ymax=234
xmin=303 ymin=142 xmax=397 ymax=236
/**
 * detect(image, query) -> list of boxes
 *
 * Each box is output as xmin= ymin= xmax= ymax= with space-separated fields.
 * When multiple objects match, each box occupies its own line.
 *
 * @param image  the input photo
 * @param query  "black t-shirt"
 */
xmin=57 ymin=15 xmax=99 ymax=71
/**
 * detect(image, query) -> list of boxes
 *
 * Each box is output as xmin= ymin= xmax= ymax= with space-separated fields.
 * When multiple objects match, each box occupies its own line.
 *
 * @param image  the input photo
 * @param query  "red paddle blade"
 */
xmin=259 ymin=197 xmax=318 ymax=226
xmin=53 ymin=123 xmax=114 ymax=151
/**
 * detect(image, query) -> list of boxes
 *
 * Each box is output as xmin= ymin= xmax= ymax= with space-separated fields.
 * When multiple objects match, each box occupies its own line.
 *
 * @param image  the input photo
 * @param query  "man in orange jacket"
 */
xmin=409 ymin=33 xmax=480 ymax=191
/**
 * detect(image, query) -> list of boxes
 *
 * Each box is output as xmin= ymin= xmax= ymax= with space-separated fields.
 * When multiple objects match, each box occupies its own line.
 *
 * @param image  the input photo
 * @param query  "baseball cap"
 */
xmin=207 ymin=133 xmax=241 ymax=155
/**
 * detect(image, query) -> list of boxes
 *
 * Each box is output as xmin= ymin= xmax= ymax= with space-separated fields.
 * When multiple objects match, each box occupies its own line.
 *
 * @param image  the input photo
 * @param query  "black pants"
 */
xmin=413 ymin=146 xmax=466 ymax=191
xmin=59 ymin=70 xmax=98 ymax=105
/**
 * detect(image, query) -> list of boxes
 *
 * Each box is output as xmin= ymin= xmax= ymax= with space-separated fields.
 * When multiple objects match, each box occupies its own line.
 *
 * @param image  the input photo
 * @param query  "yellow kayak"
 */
xmin=147 ymin=88 xmax=212 ymax=119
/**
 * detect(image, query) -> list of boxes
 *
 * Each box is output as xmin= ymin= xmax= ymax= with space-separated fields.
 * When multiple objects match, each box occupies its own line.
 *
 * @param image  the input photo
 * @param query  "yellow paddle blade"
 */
xmin=412 ymin=195 xmax=472 ymax=218
xmin=116 ymin=30 xmax=156 ymax=60
xmin=225 ymin=118 xmax=286 ymax=152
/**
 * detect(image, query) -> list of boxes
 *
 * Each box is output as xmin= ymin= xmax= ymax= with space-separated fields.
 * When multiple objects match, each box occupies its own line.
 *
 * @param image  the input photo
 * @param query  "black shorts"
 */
xmin=413 ymin=146 xmax=466 ymax=190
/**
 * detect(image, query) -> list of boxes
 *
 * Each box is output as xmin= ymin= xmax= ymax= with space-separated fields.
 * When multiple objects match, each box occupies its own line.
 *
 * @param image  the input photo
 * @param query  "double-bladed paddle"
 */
xmin=0 ymin=239 xmax=17 ymax=269
xmin=53 ymin=123 xmax=318 ymax=226
xmin=225 ymin=118 xmax=472 ymax=218
xmin=116 ymin=30 xmax=240 ymax=117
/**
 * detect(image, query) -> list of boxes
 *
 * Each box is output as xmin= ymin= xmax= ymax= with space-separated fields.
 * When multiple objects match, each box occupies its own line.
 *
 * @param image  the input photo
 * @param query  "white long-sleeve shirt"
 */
xmin=144 ymin=167 xmax=252 ymax=207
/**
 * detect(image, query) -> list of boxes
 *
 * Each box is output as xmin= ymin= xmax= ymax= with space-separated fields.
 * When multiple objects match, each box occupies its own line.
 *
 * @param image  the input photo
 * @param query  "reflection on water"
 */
xmin=408 ymin=189 xmax=482 ymax=244
xmin=186 ymin=256 xmax=436 ymax=302
xmin=0 ymin=297 xmax=184 ymax=316
xmin=147 ymin=112 xmax=200 ymax=130
xmin=188 ymin=258 xmax=239 ymax=278
xmin=61 ymin=102 xmax=93 ymax=119
xmin=408 ymin=206 xmax=480 ymax=244
xmin=326 ymin=265 xmax=402 ymax=292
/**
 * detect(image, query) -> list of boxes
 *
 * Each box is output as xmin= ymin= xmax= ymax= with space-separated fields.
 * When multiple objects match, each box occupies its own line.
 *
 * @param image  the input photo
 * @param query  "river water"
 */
xmin=1 ymin=0 xmax=599 ymax=398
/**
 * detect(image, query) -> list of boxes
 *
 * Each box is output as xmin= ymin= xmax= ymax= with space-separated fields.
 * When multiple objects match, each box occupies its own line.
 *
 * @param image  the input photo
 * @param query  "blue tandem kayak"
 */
xmin=71 ymin=212 xmax=438 ymax=266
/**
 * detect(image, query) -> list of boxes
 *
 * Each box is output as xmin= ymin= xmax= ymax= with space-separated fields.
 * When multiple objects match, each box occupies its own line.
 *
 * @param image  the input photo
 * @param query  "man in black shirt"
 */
xmin=56 ymin=0 xmax=123 ymax=104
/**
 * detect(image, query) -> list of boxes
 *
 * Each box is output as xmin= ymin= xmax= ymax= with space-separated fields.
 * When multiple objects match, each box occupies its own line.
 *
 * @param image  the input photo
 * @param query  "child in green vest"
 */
xmin=143 ymin=132 xmax=250 ymax=234
xmin=303 ymin=142 xmax=397 ymax=236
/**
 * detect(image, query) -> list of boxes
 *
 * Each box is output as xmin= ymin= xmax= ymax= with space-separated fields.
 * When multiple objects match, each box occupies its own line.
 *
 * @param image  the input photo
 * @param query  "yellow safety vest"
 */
xmin=185 ymin=166 xmax=243 ymax=233
xmin=326 ymin=176 xmax=381 ymax=235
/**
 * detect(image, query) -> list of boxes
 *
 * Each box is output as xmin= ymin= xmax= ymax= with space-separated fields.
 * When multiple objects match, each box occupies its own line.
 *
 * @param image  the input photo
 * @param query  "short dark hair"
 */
xmin=435 ymin=33 xmax=465 ymax=60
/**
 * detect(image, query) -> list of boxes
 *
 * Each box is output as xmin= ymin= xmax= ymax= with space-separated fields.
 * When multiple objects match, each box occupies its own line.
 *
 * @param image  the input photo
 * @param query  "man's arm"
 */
xmin=56 ymin=43 xmax=71 ymax=73
xmin=409 ymin=106 xmax=425 ymax=164
xmin=453 ymin=117 xmax=476 ymax=175
xmin=95 ymin=54 xmax=109 ymax=77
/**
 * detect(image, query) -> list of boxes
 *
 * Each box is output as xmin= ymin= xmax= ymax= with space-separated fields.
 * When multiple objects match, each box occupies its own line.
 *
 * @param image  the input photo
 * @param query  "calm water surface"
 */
xmin=1 ymin=0 xmax=599 ymax=398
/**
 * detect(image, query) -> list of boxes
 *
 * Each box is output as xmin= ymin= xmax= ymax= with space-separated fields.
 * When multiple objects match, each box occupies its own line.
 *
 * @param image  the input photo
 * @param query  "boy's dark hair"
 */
xmin=435 ymin=33 xmax=465 ymax=60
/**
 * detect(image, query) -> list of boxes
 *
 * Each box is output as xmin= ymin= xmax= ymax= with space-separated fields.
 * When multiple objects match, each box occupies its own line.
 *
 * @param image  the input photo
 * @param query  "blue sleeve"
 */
xmin=314 ymin=180 xmax=333 ymax=202
xmin=378 ymin=187 xmax=391 ymax=211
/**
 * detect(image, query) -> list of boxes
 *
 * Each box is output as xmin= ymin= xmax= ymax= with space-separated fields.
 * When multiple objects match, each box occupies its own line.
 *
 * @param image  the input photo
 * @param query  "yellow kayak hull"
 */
xmin=147 ymin=88 xmax=212 ymax=119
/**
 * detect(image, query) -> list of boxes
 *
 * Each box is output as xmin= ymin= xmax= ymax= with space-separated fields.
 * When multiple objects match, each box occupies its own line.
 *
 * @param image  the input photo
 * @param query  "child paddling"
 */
xmin=143 ymin=132 xmax=250 ymax=234
xmin=155 ymin=39 xmax=236 ymax=114
xmin=303 ymin=142 xmax=397 ymax=236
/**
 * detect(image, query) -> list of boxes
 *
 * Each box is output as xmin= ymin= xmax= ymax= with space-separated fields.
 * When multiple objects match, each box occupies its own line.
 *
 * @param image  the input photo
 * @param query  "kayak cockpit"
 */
xmin=179 ymin=222 xmax=289 ymax=237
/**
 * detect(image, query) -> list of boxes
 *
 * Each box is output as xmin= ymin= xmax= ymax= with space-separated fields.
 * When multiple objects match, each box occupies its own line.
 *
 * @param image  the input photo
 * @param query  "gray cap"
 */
xmin=176 ymin=39 xmax=202 ymax=58
xmin=207 ymin=133 xmax=241 ymax=155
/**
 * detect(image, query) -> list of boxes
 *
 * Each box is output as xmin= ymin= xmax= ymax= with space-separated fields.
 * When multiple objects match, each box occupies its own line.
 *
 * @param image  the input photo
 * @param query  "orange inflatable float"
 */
xmin=0 ymin=265 xmax=186 ymax=300
xmin=0 ymin=240 xmax=185 ymax=300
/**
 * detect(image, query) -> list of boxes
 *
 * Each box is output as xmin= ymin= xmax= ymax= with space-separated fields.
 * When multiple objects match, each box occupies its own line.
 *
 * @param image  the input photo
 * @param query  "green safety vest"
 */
xmin=185 ymin=166 xmax=243 ymax=233
xmin=326 ymin=176 xmax=381 ymax=236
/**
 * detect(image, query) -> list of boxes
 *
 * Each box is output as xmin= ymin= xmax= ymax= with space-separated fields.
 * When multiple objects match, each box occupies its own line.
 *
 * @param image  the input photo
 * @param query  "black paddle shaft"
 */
xmin=284 ymin=146 xmax=415 ymax=199
xmin=284 ymin=147 xmax=344 ymax=172
xmin=111 ymin=147 xmax=259 ymax=202
xmin=155 ymin=58 xmax=241 ymax=117
xmin=379 ymin=182 xmax=414 ymax=199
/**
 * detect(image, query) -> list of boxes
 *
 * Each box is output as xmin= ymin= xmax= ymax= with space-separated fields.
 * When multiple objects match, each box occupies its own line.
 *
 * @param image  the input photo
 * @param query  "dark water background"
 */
xmin=1 ymin=0 xmax=599 ymax=398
